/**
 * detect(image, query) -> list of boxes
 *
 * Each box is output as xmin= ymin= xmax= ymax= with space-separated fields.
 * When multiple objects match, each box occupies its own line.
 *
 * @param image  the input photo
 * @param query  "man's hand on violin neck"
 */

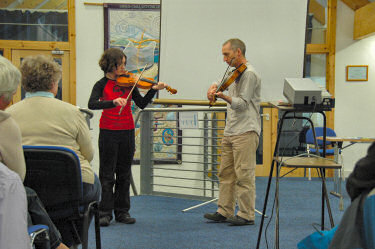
xmin=207 ymin=83 xmax=218 ymax=101
xmin=113 ymin=97 xmax=127 ymax=106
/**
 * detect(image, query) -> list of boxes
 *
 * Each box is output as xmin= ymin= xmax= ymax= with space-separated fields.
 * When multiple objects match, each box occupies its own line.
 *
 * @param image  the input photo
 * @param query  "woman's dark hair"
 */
xmin=99 ymin=48 xmax=127 ymax=73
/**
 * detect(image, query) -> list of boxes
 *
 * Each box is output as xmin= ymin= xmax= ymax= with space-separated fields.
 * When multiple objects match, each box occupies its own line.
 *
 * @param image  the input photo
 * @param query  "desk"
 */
xmin=256 ymin=102 xmax=339 ymax=249
xmin=317 ymin=137 xmax=375 ymax=210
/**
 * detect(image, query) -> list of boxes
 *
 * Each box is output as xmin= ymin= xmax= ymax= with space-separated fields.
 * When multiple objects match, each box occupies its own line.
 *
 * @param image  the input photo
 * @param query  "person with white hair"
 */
xmin=0 ymin=55 xmax=25 ymax=180
xmin=7 ymin=54 xmax=100 ymax=248
xmin=0 ymin=55 xmax=69 ymax=249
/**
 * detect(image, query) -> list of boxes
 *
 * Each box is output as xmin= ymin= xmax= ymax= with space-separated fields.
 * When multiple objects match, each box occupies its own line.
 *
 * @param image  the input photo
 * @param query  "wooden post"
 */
xmin=326 ymin=0 xmax=337 ymax=131
xmin=68 ymin=0 xmax=76 ymax=105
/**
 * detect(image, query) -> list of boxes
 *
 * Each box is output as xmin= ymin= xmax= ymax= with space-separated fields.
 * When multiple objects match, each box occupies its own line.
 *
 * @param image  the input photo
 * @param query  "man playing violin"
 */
xmin=205 ymin=38 xmax=261 ymax=226
xmin=88 ymin=47 xmax=168 ymax=227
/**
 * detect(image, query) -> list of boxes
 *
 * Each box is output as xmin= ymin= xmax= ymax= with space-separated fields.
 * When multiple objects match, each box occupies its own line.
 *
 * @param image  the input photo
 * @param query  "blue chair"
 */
xmin=23 ymin=145 xmax=101 ymax=249
xmin=306 ymin=127 xmax=346 ymax=211
xmin=363 ymin=188 xmax=375 ymax=249
xmin=29 ymin=224 xmax=50 ymax=249
xmin=305 ymin=127 xmax=337 ymax=180
xmin=305 ymin=127 xmax=337 ymax=156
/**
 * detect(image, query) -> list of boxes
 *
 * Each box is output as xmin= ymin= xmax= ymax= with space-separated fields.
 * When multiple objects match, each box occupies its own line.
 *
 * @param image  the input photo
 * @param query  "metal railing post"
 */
xmin=140 ymin=111 xmax=153 ymax=195
xmin=203 ymin=113 xmax=208 ymax=197
xmin=211 ymin=112 xmax=218 ymax=198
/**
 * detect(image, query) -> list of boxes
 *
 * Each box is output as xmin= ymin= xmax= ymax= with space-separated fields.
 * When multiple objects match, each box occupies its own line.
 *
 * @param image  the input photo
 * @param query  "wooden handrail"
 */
xmin=152 ymin=98 xmax=271 ymax=107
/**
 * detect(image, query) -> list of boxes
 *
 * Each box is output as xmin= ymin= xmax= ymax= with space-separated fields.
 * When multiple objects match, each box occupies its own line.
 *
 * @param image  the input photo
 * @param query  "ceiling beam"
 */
xmin=42 ymin=0 xmax=67 ymax=10
xmin=309 ymin=0 xmax=326 ymax=25
xmin=306 ymin=44 xmax=329 ymax=54
xmin=354 ymin=1 xmax=375 ymax=39
xmin=0 ymin=0 xmax=67 ymax=10
xmin=341 ymin=0 xmax=369 ymax=10
xmin=11 ymin=0 xmax=46 ymax=9
xmin=0 ymin=0 xmax=15 ymax=8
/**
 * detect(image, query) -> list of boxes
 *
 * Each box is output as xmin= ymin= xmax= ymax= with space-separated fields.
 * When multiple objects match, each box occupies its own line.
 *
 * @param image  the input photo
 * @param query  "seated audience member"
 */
xmin=0 ymin=57 xmax=26 ymax=180
xmin=0 ymin=55 xmax=69 ymax=249
xmin=0 ymin=162 xmax=30 ymax=249
xmin=6 ymin=54 xmax=101 ymax=247
xmin=345 ymin=142 xmax=375 ymax=201
xmin=329 ymin=142 xmax=375 ymax=249
xmin=7 ymin=54 xmax=101 ymax=204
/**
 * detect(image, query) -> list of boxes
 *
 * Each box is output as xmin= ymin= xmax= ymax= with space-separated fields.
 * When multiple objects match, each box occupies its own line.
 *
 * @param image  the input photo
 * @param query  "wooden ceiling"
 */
xmin=341 ymin=0 xmax=375 ymax=39
xmin=0 ymin=0 xmax=373 ymax=11
xmin=0 ymin=0 xmax=67 ymax=10
xmin=310 ymin=0 xmax=375 ymax=39
xmin=0 ymin=0 xmax=372 ymax=12
xmin=1 ymin=0 xmax=373 ymax=39
xmin=341 ymin=0 xmax=374 ymax=10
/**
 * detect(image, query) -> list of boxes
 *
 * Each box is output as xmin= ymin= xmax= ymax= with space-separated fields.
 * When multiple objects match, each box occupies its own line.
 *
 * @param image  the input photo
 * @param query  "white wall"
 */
xmin=335 ymin=1 xmax=375 ymax=175
xmin=159 ymin=0 xmax=307 ymax=102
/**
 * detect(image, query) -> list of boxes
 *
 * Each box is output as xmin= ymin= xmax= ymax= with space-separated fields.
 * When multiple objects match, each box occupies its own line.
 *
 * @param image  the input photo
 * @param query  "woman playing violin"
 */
xmin=88 ymin=47 xmax=168 ymax=227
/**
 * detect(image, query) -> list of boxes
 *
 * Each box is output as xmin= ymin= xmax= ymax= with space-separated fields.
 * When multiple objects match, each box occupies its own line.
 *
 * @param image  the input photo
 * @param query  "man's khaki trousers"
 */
xmin=217 ymin=131 xmax=259 ymax=221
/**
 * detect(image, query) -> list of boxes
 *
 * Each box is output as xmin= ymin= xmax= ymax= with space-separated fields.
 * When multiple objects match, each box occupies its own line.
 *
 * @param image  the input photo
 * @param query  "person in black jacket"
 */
xmin=88 ymin=48 xmax=168 ymax=227
xmin=346 ymin=142 xmax=375 ymax=201
xmin=329 ymin=142 xmax=375 ymax=249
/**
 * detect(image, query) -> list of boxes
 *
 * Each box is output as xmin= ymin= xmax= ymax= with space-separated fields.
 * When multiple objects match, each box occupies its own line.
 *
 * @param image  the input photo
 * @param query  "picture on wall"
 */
xmin=132 ymin=103 xmax=182 ymax=164
xmin=104 ymin=3 xmax=161 ymax=81
xmin=346 ymin=65 xmax=368 ymax=82
xmin=104 ymin=4 xmax=182 ymax=164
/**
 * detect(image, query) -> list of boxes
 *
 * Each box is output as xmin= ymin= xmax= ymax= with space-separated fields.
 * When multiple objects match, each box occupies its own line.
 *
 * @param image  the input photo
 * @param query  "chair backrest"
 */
xmin=23 ymin=145 xmax=83 ymax=219
xmin=363 ymin=188 xmax=375 ymax=249
xmin=28 ymin=224 xmax=50 ymax=248
xmin=305 ymin=127 xmax=337 ymax=146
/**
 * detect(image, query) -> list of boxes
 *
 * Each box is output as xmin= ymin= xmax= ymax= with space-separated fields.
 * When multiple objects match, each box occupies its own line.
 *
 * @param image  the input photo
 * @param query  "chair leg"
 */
xmin=81 ymin=205 xmax=92 ymax=249
xmin=81 ymin=201 xmax=101 ymax=249
xmin=339 ymin=156 xmax=345 ymax=211
xmin=334 ymin=153 xmax=344 ymax=211
xmin=93 ymin=203 xmax=102 ymax=249
xmin=70 ymin=220 xmax=82 ymax=247
xmin=306 ymin=147 xmax=312 ymax=181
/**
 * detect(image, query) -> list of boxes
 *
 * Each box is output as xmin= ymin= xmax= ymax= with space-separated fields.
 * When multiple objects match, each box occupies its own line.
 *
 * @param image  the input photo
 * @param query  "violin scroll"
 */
xmin=165 ymin=86 xmax=177 ymax=94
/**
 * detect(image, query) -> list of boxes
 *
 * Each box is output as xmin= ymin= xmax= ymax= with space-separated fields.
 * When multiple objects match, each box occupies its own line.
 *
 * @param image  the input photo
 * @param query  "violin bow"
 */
xmin=118 ymin=63 xmax=148 ymax=115
xmin=210 ymin=58 xmax=234 ymax=107
xmin=216 ymin=57 xmax=235 ymax=93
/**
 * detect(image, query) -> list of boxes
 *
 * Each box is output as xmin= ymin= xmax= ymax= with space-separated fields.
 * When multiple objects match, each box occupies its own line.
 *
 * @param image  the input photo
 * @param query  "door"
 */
xmin=11 ymin=50 xmax=70 ymax=103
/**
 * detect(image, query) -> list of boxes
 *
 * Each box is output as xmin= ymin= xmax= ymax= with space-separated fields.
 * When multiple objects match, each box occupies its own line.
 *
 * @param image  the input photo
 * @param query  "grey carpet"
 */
xmin=88 ymin=177 xmax=350 ymax=249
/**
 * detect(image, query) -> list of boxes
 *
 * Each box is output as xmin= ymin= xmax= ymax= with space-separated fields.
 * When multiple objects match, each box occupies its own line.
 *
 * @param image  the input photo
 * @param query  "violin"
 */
xmin=210 ymin=63 xmax=247 ymax=106
xmin=116 ymin=72 xmax=177 ymax=95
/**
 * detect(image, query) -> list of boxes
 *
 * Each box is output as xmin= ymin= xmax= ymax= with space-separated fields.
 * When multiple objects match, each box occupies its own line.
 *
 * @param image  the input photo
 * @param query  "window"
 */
xmin=0 ymin=0 xmax=68 ymax=41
